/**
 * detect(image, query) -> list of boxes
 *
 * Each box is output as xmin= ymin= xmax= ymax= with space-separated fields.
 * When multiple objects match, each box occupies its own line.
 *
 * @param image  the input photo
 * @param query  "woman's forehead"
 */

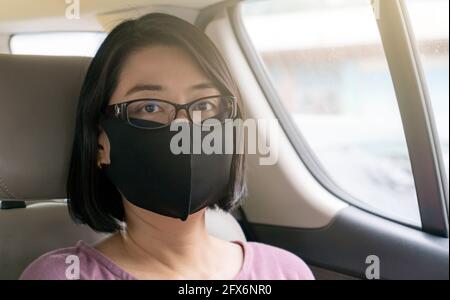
xmin=110 ymin=46 xmax=219 ymax=103
xmin=120 ymin=46 xmax=209 ymax=82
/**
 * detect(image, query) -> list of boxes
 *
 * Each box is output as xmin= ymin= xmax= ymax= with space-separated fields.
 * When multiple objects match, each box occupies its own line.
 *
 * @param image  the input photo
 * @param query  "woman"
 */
xmin=20 ymin=13 xmax=314 ymax=280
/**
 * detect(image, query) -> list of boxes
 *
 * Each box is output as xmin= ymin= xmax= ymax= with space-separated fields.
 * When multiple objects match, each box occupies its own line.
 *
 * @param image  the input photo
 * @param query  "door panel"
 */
xmin=249 ymin=206 xmax=449 ymax=279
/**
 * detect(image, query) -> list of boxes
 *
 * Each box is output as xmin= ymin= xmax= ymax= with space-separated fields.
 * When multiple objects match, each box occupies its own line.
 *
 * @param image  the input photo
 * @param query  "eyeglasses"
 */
xmin=104 ymin=95 xmax=237 ymax=129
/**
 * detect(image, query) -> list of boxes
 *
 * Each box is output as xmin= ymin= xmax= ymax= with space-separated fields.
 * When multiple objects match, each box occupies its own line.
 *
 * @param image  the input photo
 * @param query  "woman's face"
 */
xmin=98 ymin=45 xmax=220 ymax=165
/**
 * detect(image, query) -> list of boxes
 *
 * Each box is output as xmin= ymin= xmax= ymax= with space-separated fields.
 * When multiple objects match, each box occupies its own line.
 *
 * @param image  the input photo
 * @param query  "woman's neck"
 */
xmin=118 ymin=202 xmax=218 ymax=278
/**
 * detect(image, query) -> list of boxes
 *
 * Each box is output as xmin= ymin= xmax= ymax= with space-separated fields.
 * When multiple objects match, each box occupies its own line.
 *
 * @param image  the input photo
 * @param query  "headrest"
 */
xmin=0 ymin=54 xmax=91 ymax=200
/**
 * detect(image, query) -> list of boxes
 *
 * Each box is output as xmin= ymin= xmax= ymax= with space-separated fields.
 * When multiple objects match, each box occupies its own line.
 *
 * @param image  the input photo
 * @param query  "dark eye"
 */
xmin=193 ymin=101 xmax=215 ymax=111
xmin=143 ymin=103 xmax=160 ymax=113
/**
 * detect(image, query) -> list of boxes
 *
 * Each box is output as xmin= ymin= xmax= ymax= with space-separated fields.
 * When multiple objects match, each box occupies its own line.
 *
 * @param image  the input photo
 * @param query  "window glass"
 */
xmin=241 ymin=0 xmax=421 ymax=226
xmin=10 ymin=32 xmax=106 ymax=57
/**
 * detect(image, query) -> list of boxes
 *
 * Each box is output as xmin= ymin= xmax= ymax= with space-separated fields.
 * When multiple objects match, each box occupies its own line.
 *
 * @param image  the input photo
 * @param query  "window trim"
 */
xmin=376 ymin=0 xmax=448 ymax=237
xmin=404 ymin=0 xmax=450 ymax=214
xmin=228 ymin=2 xmax=425 ymax=230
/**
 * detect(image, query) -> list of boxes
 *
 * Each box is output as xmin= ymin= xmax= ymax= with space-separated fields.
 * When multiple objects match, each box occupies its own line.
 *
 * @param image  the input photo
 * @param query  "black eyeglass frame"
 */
xmin=103 ymin=95 xmax=238 ymax=129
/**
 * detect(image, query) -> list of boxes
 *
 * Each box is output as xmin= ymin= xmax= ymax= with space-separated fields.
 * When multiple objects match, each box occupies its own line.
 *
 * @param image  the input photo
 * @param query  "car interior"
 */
xmin=0 ymin=0 xmax=448 ymax=280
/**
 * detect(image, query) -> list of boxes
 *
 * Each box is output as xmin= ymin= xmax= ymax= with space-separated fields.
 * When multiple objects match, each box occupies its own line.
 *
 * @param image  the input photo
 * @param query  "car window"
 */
xmin=9 ymin=32 xmax=106 ymax=57
xmin=404 ymin=0 xmax=449 ymax=185
xmin=240 ymin=0 xmax=421 ymax=226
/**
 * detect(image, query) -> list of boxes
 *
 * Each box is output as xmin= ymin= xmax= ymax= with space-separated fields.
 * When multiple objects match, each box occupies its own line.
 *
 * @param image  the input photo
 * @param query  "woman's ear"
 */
xmin=98 ymin=128 xmax=111 ymax=166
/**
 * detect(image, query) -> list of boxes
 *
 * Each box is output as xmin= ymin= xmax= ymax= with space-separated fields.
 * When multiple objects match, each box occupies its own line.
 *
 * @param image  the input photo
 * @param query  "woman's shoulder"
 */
xmin=19 ymin=242 xmax=83 ymax=280
xmin=235 ymin=241 xmax=315 ymax=280
xmin=19 ymin=240 xmax=131 ymax=280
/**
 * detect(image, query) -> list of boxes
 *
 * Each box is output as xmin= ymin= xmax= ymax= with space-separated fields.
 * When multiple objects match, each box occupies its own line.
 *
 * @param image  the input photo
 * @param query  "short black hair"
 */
xmin=67 ymin=13 xmax=246 ymax=233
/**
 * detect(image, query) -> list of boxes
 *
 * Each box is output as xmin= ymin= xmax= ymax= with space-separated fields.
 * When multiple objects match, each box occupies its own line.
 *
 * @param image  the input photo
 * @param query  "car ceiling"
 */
xmin=0 ymin=0 xmax=223 ymax=33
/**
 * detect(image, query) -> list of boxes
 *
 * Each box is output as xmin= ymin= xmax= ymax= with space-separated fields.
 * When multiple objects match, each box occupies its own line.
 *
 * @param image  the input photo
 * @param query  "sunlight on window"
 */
xmin=10 ymin=32 xmax=106 ymax=57
xmin=242 ymin=0 xmax=422 ymax=226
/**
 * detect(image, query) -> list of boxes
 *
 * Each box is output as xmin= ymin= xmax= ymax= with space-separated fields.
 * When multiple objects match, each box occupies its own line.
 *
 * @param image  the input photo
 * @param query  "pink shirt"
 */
xmin=20 ymin=240 xmax=314 ymax=280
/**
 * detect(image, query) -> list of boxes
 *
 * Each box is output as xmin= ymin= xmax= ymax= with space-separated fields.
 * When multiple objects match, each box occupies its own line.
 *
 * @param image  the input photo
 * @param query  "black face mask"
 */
xmin=100 ymin=117 xmax=233 ymax=221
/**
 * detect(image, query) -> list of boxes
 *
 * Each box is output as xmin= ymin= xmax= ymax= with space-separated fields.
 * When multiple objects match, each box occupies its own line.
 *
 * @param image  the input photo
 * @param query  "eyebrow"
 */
xmin=124 ymin=82 xmax=217 ymax=97
xmin=125 ymin=84 xmax=163 ymax=97
xmin=190 ymin=82 xmax=217 ymax=90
